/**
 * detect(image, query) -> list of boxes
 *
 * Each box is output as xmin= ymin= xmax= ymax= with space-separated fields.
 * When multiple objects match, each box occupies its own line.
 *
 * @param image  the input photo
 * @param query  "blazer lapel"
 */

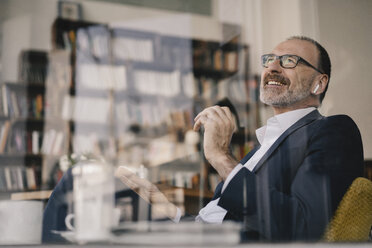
xmin=252 ymin=110 xmax=323 ymax=173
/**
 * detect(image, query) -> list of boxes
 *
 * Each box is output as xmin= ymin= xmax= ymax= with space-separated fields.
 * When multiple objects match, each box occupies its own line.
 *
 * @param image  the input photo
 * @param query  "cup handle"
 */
xmin=65 ymin=213 xmax=75 ymax=231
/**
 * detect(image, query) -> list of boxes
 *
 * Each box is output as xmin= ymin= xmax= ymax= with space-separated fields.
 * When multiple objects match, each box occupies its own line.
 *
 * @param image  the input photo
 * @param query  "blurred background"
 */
xmin=0 ymin=0 xmax=370 ymax=220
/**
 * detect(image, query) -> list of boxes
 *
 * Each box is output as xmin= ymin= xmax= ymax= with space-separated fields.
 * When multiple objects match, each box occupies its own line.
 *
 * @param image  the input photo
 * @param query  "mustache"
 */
xmin=263 ymin=74 xmax=290 ymax=85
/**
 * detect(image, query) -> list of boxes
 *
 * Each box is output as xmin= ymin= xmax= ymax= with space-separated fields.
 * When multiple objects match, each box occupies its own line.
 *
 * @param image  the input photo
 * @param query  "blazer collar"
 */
xmin=252 ymin=109 xmax=323 ymax=173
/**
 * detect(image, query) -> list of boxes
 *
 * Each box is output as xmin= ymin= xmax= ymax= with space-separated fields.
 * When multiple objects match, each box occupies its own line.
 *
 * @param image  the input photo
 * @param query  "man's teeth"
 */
xmin=267 ymin=81 xmax=284 ymax=86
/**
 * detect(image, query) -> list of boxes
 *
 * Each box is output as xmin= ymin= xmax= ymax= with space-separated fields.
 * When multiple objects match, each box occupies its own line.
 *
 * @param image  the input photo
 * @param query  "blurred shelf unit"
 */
xmin=51 ymin=18 xmax=260 ymax=196
xmin=1 ymin=18 xmax=262 ymax=207
xmin=0 ymin=48 xmax=69 ymax=195
xmin=0 ymin=81 xmax=47 ymax=193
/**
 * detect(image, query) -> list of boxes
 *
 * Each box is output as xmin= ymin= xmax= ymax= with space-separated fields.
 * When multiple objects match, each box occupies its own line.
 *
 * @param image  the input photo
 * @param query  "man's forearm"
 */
xmin=208 ymin=153 xmax=238 ymax=181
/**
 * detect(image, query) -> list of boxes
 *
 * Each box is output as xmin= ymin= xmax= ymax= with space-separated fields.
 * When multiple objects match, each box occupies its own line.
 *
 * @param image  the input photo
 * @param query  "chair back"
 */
xmin=324 ymin=177 xmax=372 ymax=242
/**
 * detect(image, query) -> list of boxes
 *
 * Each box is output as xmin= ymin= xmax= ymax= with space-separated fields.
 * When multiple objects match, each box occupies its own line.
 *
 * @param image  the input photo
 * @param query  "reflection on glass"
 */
xmin=1 ymin=0 xmax=370 ymax=246
xmin=39 ymin=10 xmax=255 ymax=242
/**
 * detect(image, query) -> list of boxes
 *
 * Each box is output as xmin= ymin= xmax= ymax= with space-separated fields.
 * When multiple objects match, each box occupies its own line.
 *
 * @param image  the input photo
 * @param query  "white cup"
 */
xmin=0 ymin=200 xmax=43 ymax=245
xmin=65 ymin=213 xmax=76 ymax=231
xmin=65 ymin=208 xmax=120 ymax=232
xmin=68 ymin=160 xmax=115 ymax=243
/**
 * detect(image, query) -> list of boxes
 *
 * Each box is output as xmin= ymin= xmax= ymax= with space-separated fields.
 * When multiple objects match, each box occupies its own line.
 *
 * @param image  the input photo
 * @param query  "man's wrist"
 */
xmin=208 ymin=152 xmax=238 ymax=180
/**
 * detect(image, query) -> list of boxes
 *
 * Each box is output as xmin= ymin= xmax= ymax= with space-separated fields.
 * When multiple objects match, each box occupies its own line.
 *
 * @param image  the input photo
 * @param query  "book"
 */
xmin=76 ymin=64 xmax=127 ymax=90
xmin=134 ymin=70 xmax=181 ymax=96
xmin=32 ymin=131 xmax=39 ymax=154
xmin=0 ymin=121 xmax=11 ymax=153
xmin=26 ymin=167 xmax=37 ymax=190
xmin=0 ymin=85 xmax=7 ymax=116
xmin=224 ymin=51 xmax=238 ymax=72
xmin=1 ymin=84 xmax=32 ymax=118
xmin=87 ymin=25 xmax=110 ymax=63
xmin=52 ymin=131 xmax=64 ymax=155
xmin=0 ymin=167 xmax=7 ymax=191
xmin=15 ymin=166 xmax=25 ymax=190
xmin=4 ymin=167 xmax=12 ymax=190
xmin=112 ymin=36 xmax=154 ymax=62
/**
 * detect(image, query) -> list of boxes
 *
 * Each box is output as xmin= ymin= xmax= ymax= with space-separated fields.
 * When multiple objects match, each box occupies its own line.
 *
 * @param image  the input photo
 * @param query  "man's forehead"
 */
xmin=272 ymin=39 xmax=319 ymax=63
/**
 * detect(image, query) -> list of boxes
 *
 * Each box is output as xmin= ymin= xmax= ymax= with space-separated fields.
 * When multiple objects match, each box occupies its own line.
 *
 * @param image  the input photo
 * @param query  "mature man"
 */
xmin=61 ymin=36 xmax=363 ymax=242
xmin=190 ymin=36 xmax=364 ymax=241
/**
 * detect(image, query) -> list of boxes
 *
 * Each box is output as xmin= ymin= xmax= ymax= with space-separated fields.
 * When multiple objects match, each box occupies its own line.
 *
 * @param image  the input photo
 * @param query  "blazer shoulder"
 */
xmin=310 ymin=114 xmax=362 ymax=145
xmin=325 ymin=114 xmax=356 ymax=122
xmin=319 ymin=114 xmax=360 ymax=131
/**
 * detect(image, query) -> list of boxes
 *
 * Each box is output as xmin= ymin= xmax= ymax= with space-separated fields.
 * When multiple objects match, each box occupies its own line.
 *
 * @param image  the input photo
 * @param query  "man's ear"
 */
xmin=313 ymin=74 xmax=328 ymax=95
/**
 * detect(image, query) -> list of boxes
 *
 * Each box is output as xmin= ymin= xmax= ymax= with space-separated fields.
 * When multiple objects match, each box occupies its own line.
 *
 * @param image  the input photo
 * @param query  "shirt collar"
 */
xmin=256 ymin=107 xmax=316 ymax=145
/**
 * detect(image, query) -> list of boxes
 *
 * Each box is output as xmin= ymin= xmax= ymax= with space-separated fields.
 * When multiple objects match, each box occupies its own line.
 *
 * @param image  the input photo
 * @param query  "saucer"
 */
xmin=51 ymin=230 xmax=75 ymax=243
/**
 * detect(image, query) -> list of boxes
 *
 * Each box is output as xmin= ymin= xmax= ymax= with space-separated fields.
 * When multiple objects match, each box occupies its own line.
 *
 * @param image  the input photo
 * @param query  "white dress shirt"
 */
xmin=194 ymin=107 xmax=316 ymax=223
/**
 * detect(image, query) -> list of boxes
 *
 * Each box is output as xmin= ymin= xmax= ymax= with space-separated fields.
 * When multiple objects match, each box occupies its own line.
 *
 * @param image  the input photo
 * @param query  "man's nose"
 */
xmin=266 ymin=58 xmax=282 ymax=73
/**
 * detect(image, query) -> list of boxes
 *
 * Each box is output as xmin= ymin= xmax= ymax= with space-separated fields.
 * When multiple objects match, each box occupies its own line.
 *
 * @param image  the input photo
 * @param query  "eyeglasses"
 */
xmin=261 ymin=54 xmax=324 ymax=74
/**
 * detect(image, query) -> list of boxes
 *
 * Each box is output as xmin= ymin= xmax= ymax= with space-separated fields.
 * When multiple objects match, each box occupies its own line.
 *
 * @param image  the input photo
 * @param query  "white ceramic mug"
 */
xmin=65 ymin=208 xmax=120 ymax=232
xmin=64 ymin=213 xmax=76 ymax=231
xmin=67 ymin=160 xmax=115 ymax=243
xmin=0 ymin=200 xmax=43 ymax=245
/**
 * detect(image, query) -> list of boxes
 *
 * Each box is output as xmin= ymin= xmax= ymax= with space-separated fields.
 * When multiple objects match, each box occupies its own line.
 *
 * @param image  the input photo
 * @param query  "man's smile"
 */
xmin=263 ymin=74 xmax=290 ymax=88
xmin=266 ymin=81 xmax=286 ymax=86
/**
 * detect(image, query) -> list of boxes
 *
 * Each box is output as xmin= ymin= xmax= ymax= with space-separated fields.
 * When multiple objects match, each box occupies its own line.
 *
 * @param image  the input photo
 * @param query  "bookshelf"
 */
xmin=1 ymin=18 xmax=261 ymax=216
xmin=0 ymin=49 xmax=70 ymax=196
xmin=0 ymin=82 xmax=46 ymax=194
xmin=75 ymin=19 xmax=257 ymax=213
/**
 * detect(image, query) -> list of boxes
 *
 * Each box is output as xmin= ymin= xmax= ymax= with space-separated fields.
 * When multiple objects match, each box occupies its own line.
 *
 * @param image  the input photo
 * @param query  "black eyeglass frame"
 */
xmin=261 ymin=54 xmax=324 ymax=74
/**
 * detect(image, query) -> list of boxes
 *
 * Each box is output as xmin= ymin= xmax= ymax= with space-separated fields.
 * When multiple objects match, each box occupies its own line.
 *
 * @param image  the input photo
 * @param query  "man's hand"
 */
xmin=193 ymin=106 xmax=238 ymax=180
xmin=115 ymin=166 xmax=179 ymax=220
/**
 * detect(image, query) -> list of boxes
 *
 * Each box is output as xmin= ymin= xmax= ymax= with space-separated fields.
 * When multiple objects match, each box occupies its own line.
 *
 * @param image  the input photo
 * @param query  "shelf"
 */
xmin=192 ymin=39 xmax=247 ymax=51
xmin=0 ymin=153 xmax=42 ymax=163
xmin=0 ymin=154 xmax=61 ymax=167
xmin=12 ymin=117 xmax=44 ymax=122
xmin=2 ymin=82 xmax=45 ymax=89
xmin=183 ymin=188 xmax=214 ymax=198
xmin=72 ymin=85 xmax=113 ymax=97
xmin=131 ymin=61 xmax=186 ymax=72
xmin=10 ymin=189 xmax=52 ymax=200
xmin=3 ymin=19 xmax=252 ymax=202
xmin=152 ymin=156 xmax=201 ymax=172
xmin=193 ymin=67 xmax=238 ymax=79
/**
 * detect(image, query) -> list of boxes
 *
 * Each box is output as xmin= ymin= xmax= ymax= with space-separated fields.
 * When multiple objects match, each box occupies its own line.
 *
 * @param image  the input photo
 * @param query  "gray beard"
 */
xmin=260 ymin=86 xmax=311 ymax=107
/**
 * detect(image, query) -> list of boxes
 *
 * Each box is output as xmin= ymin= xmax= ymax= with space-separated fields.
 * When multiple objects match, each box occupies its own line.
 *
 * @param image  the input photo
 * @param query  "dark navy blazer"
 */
xmin=212 ymin=110 xmax=364 ymax=241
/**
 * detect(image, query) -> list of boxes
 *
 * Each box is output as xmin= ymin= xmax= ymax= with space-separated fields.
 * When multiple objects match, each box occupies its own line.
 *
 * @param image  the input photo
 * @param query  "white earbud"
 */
xmin=313 ymin=84 xmax=320 ymax=94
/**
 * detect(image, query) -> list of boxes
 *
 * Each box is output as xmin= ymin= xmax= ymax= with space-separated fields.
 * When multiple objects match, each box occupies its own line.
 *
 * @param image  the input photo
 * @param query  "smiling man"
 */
xmin=193 ymin=36 xmax=364 ymax=241
xmin=115 ymin=36 xmax=365 ymax=242
xmin=260 ymin=38 xmax=329 ymax=113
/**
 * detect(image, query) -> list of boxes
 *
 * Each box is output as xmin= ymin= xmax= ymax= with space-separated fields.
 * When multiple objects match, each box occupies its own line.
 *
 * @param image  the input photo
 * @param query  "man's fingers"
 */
xmin=220 ymin=106 xmax=236 ymax=131
xmin=115 ymin=167 xmax=175 ymax=214
xmin=117 ymin=175 xmax=139 ymax=190
xmin=194 ymin=106 xmax=235 ymax=130
xmin=195 ymin=106 xmax=231 ymax=122
xmin=194 ymin=106 xmax=220 ymax=121
xmin=115 ymin=166 xmax=135 ymax=178
xmin=220 ymin=106 xmax=233 ymax=119
xmin=210 ymin=106 xmax=231 ymax=125
xmin=193 ymin=115 xmax=208 ymax=131
xmin=193 ymin=119 xmax=201 ymax=131
xmin=115 ymin=166 xmax=153 ymax=189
